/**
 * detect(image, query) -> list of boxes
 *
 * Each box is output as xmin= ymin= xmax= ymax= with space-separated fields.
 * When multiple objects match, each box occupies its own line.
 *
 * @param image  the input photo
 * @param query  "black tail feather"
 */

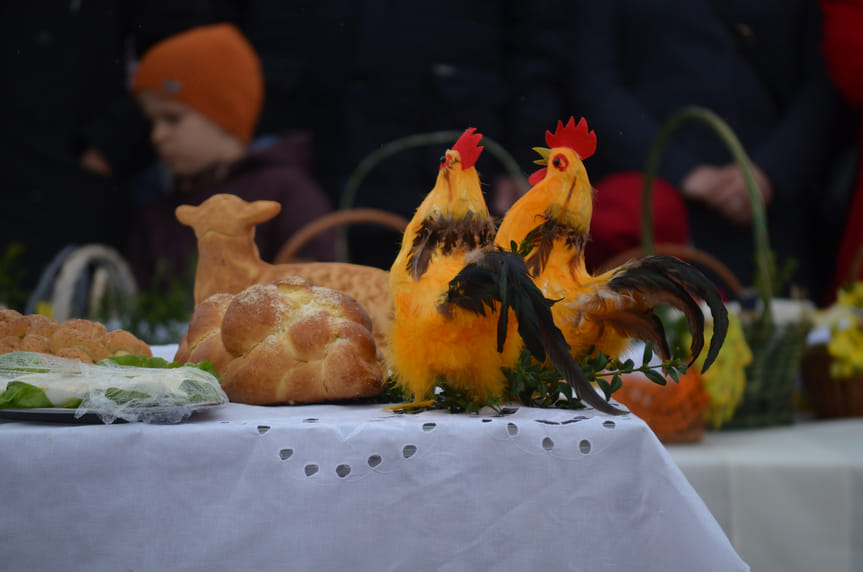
xmin=609 ymin=256 xmax=729 ymax=373
xmin=441 ymin=248 xmax=627 ymax=415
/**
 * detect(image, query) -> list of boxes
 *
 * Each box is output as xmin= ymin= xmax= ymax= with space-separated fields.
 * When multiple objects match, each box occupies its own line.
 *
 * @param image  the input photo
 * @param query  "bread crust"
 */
xmin=174 ymin=293 xmax=234 ymax=373
xmin=178 ymin=279 xmax=383 ymax=405
xmin=0 ymin=307 xmax=152 ymax=363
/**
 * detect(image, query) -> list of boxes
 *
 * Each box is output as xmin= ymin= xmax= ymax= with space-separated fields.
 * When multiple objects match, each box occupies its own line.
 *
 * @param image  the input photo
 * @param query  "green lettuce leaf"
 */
xmin=99 ymin=355 xmax=219 ymax=380
xmin=103 ymin=387 xmax=152 ymax=404
xmin=180 ymin=378 xmax=223 ymax=404
xmin=0 ymin=381 xmax=53 ymax=409
xmin=0 ymin=352 xmax=52 ymax=376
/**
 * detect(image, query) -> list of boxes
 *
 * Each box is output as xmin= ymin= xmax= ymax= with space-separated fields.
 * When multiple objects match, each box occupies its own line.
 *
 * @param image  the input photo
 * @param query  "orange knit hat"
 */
xmin=132 ymin=23 xmax=264 ymax=144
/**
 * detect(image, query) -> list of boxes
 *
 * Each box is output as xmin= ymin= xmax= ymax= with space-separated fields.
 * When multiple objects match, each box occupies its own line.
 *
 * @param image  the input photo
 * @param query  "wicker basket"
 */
xmin=274 ymin=208 xmax=409 ymax=264
xmin=800 ymin=344 xmax=863 ymax=418
xmin=723 ymin=306 xmax=812 ymax=428
xmin=640 ymin=107 xmax=813 ymax=429
xmin=615 ymin=370 xmax=709 ymax=444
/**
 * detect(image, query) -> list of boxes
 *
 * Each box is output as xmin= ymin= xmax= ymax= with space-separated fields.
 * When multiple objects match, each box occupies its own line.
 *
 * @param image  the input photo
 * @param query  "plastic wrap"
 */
xmin=0 ymin=352 xmax=228 ymax=424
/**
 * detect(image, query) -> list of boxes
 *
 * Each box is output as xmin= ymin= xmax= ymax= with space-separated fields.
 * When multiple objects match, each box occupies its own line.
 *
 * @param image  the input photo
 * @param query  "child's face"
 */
xmin=137 ymin=91 xmax=242 ymax=177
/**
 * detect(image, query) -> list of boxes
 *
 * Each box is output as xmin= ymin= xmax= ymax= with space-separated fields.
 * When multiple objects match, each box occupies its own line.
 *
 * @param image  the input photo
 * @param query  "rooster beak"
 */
xmin=440 ymin=150 xmax=457 ymax=172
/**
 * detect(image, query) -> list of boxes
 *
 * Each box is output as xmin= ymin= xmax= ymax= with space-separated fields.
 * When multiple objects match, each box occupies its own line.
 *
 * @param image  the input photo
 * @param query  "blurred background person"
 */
xmin=568 ymin=0 xmax=854 ymax=302
xmin=267 ymin=0 xmax=573 ymax=269
xmin=2 ymin=2 xmax=222 ymax=302
xmin=820 ymin=0 xmax=863 ymax=301
xmin=126 ymin=23 xmax=335 ymax=290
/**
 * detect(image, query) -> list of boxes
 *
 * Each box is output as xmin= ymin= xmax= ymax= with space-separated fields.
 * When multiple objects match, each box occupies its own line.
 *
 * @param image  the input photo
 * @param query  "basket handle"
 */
xmin=274 ymin=208 xmax=409 ymax=264
xmin=337 ymin=131 xmax=529 ymax=261
xmin=641 ymin=106 xmax=773 ymax=312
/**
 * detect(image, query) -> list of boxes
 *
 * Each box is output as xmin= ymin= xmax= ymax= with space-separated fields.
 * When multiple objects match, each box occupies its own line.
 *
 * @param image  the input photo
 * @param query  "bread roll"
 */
xmin=0 ymin=307 xmax=22 ymax=324
xmin=175 ymin=193 xmax=393 ymax=352
xmin=181 ymin=278 xmax=383 ymax=405
xmin=102 ymin=329 xmax=154 ymax=357
xmin=173 ymin=293 xmax=234 ymax=373
xmin=0 ymin=306 xmax=152 ymax=363
xmin=275 ymin=262 xmax=392 ymax=353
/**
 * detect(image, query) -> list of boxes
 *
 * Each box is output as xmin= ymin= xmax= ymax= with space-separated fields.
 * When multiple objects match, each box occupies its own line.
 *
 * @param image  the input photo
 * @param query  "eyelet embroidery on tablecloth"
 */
xmin=268 ymin=410 xmax=624 ymax=482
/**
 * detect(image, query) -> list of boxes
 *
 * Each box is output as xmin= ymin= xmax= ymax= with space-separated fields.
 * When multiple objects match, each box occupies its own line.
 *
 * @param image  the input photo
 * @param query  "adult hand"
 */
xmin=681 ymin=163 xmax=773 ymax=225
xmin=80 ymin=147 xmax=113 ymax=177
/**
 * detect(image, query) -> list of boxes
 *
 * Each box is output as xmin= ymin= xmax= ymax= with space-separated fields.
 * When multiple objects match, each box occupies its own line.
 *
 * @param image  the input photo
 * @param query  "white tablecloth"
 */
xmin=668 ymin=419 xmax=863 ymax=572
xmin=0 ymin=400 xmax=746 ymax=571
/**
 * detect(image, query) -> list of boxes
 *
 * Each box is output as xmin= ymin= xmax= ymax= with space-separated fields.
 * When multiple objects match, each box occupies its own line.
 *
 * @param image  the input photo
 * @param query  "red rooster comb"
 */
xmin=545 ymin=117 xmax=597 ymax=160
xmin=451 ymin=127 xmax=484 ymax=169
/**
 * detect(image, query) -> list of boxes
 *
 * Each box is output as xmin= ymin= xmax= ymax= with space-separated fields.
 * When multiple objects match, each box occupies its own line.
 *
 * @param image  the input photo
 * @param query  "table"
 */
xmin=668 ymin=419 xmax=863 ymax=572
xmin=0 ymin=401 xmax=746 ymax=571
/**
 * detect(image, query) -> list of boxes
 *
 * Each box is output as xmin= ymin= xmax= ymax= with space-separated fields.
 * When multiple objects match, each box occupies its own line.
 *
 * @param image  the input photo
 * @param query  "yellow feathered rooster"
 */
xmin=495 ymin=117 xmax=728 ymax=376
xmin=388 ymin=128 xmax=621 ymax=413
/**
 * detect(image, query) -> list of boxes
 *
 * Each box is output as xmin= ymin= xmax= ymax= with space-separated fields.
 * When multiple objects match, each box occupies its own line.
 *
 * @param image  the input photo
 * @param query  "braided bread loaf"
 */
xmin=174 ymin=278 xmax=383 ymax=405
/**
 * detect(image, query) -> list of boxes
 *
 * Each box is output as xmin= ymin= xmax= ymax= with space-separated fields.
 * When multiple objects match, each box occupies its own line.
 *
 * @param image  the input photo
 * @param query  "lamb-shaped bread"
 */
xmin=175 ymin=278 xmax=383 ymax=405
xmin=175 ymin=193 xmax=393 ymax=351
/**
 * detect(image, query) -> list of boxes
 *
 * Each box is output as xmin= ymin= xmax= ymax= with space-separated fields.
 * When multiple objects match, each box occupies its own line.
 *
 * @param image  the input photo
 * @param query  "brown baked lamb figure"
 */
xmin=175 ymin=193 xmax=393 ymax=351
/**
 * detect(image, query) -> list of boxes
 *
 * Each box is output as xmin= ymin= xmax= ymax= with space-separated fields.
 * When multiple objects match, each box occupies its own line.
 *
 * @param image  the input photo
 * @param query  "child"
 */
xmin=126 ymin=23 xmax=335 ymax=289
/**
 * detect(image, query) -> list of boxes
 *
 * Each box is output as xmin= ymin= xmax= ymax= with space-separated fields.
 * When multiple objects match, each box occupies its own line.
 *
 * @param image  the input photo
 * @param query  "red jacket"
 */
xmin=821 ymin=0 xmax=863 ymax=300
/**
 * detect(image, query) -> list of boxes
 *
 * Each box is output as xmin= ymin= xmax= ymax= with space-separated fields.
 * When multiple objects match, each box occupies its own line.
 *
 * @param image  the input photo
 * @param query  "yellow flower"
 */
xmin=828 ymin=324 xmax=863 ymax=379
xmin=822 ymin=281 xmax=863 ymax=380
xmin=685 ymin=310 xmax=751 ymax=428
xmin=837 ymin=281 xmax=863 ymax=309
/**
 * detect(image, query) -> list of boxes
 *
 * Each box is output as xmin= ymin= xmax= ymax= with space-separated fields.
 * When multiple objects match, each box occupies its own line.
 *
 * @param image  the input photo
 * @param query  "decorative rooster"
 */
xmin=387 ymin=128 xmax=513 ymax=407
xmin=495 ymin=117 xmax=729 ymax=375
xmin=387 ymin=128 xmax=622 ymax=413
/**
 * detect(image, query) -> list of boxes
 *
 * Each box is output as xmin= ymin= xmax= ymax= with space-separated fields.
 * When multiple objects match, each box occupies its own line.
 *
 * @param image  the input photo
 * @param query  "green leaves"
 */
xmin=101 ymin=355 xmax=174 ymax=368
xmin=509 ymin=228 xmax=539 ymax=259
xmin=0 ymin=243 xmax=29 ymax=311
xmin=0 ymin=381 xmax=53 ymax=409
xmin=504 ymin=342 xmax=686 ymax=408
xmin=595 ymin=375 xmax=623 ymax=402
xmin=382 ymin=340 xmax=687 ymax=415
xmin=98 ymin=256 xmax=197 ymax=345
xmin=103 ymin=387 xmax=152 ymax=404
xmin=642 ymin=368 xmax=668 ymax=386
xmin=99 ymin=355 xmax=220 ymax=381
xmin=642 ymin=340 xmax=654 ymax=364
xmin=371 ymin=375 xmax=409 ymax=404
xmin=503 ymin=348 xmax=576 ymax=409
xmin=433 ymin=383 xmax=505 ymax=414
xmin=179 ymin=378 xmax=224 ymax=404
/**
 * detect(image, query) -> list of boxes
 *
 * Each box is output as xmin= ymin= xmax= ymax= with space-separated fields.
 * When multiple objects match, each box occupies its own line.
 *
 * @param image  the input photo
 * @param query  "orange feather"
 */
xmin=387 ymin=129 xmax=521 ymax=404
xmin=496 ymin=117 xmax=727 ymax=371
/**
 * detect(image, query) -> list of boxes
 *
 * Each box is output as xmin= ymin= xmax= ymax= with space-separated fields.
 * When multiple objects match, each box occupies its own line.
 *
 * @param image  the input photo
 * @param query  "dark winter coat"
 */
xmin=569 ymin=0 xmax=848 ymax=297
xmin=127 ymin=132 xmax=336 ymax=289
